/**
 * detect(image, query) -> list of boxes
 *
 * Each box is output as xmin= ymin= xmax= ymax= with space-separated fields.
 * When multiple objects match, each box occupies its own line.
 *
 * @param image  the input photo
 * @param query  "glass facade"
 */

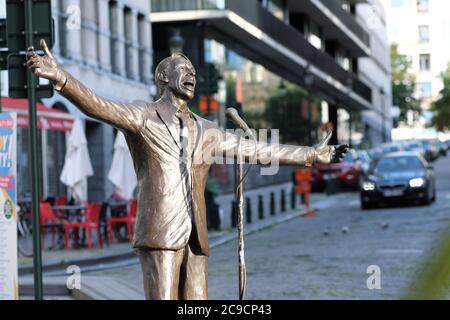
xmin=17 ymin=128 xmax=67 ymax=201
xmin=151 ymin=0 xmax=224 ymax=12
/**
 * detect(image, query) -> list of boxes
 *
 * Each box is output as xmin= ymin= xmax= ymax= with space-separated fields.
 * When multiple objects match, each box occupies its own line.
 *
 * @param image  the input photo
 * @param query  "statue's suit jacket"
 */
xmin=58 ymin=71 xmax=317 ymax=256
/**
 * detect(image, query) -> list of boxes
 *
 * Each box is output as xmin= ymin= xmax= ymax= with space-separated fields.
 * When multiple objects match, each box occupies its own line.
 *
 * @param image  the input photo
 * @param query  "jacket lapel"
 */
xmin=155 ymin=104 xmax=181 ymax=149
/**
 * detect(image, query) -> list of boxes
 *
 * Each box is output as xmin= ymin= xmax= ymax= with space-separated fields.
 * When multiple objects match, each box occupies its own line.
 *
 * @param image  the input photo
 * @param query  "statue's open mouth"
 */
xmin=183 ymin=80 xmax=195 ymax=91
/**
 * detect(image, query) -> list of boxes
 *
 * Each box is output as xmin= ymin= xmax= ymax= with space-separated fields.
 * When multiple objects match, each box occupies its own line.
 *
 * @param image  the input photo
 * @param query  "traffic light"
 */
xmin=4 ymin=0 xmax=54 ymax=98
xmin=1 ymin=19 xmax=8 ymax=70
xmin=8 ymin=53 xmax=53 ymax=99
xmin=6 ymin=0 xmax=54 ymax=53
xmin=197 ymin=62 xmax=220 ymax=96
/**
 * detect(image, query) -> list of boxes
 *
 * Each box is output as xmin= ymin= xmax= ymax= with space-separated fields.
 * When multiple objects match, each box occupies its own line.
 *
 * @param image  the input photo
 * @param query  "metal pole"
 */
xmin=25 ymin=0 xmax=43 ymax=300
xmin=307 ymin=93 xmax=312 ymax=146
xmin=348 ymin=112 xmax=352 ymax=147
xmin=235 ymin=135 xmax=246 ymax=300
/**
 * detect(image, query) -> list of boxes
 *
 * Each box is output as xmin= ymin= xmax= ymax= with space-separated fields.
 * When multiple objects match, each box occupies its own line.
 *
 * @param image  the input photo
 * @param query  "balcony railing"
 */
xmin=225 ymin=0 xmax=371 ymax=103
xmin=151 ymin=0 xmax=223 ymax=12
xmin=316 ymin=0 xmax=370 ymax=49
xmin=151 ymin=0 xmax=372 ymax=105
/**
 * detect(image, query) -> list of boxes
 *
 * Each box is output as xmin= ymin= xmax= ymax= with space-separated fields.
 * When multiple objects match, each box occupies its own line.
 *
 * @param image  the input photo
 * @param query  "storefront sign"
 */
xmin=0 ymin=113 xmax=18 ymax=300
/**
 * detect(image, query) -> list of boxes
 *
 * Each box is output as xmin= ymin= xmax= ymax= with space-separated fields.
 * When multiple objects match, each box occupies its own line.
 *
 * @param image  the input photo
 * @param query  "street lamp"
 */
xmin=169 ymin=29 xmax=185 ymax=54
xmin=304 ymin=71 xmax=314 ymax=145
xmin=380 ymin=87 xmax=387 ymax=142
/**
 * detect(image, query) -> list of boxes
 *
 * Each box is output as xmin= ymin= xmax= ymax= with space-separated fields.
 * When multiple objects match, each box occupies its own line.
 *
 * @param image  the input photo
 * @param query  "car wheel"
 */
xmin=422 ymin=188 xmax=432 ymax=205
xmin=361 ymin=200 xmax=372 ymax=210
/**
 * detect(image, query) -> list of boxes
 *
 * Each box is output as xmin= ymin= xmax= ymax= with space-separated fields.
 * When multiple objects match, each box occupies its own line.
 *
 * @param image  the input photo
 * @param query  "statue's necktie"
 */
xmin=177 ymin=110 xmax=195 ymax=165
xmin=177 ymin=110 xmax=196 ymax=217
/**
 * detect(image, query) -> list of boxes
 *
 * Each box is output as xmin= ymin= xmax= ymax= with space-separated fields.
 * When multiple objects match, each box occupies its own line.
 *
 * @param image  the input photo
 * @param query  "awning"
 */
xmin=1 ymin=97 xmax=74 ymax=132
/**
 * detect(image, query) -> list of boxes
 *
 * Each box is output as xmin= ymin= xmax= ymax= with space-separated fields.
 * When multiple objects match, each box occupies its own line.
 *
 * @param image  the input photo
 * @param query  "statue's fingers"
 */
xmin=31 ymin=67 xmax=42 ymax=76
xmin=40 ymin=39 xmax=54 ymax=60
xmin=323 ymin=130 xmax=333 ymax=145
xmin=316 ymin=130 xmax=333 ymax=148
xmin=26 ymin=47 xmax=39 ymax=59
xmin=27 ymin=61 xmax=37 ymax=70
xmin=27 ymin=56 xmax=39 ymax=64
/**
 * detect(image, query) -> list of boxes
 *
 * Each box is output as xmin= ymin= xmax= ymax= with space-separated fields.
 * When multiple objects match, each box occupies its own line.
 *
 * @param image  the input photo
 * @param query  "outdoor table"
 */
xmin=52 ymin=204 xmax=87 ymax=249
xmin=52 ymin=204 xmax=86 ymax=221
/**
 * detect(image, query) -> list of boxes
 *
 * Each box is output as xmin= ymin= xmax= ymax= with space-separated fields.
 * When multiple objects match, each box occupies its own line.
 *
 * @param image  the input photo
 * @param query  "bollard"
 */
xmin=246 ymin=197 xmax=252 ymax=223
xmin=231 ymin=200 xmax=237 ymax=228
xmin=258 ymin=195 xmax=264 ymax=220
xmin=291 ymin=187 xmax=296 ymax=209
xmin=270 ymin=192 xmax=275 ymax=216
xmin=281 ymin=190 xmax=286 ymax=212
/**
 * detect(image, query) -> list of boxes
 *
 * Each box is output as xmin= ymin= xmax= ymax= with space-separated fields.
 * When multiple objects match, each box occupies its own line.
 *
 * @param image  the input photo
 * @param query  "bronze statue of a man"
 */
xmin=27 ymin=39 xmax=348 ymax=300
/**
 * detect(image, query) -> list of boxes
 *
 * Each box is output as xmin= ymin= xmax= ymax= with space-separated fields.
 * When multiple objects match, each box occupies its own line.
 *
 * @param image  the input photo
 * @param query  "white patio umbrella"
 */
xmin=60 ymin=119 xmax=94 ymax=202
xmin=108 ymin=131 xmax=137 ymax=200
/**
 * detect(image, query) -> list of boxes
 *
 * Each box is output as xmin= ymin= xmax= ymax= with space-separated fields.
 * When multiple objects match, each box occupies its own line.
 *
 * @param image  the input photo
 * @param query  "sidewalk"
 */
xmin=19 ymin=192 xmax=339 ymax=277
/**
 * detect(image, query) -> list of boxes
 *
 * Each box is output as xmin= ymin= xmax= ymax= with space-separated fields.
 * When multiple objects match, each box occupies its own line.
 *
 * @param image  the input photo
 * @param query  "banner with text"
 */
xmin=0 ymin=113 xmax=18 ymax=300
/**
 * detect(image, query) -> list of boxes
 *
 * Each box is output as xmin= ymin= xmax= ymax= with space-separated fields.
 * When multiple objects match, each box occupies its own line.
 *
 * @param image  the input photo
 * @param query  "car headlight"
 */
xmin=409 ymin=178 xmax=425 ymax=188
xmin=362 ymin=181 xmax=376 ymax=191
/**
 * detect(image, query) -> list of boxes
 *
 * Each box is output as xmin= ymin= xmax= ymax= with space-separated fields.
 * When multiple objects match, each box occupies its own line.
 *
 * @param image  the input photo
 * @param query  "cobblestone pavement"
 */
xmin=86 ymin=156 xmax=450 ymax=299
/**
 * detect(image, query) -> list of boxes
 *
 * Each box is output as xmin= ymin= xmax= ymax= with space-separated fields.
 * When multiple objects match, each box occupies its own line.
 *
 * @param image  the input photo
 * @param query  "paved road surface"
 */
xmin=87 ymin=155 xmax=450 ymax=299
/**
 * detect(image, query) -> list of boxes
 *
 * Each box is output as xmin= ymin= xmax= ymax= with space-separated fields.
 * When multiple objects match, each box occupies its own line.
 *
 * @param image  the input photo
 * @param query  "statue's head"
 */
xmin=155 ymin=53 xmax=196 ymax=101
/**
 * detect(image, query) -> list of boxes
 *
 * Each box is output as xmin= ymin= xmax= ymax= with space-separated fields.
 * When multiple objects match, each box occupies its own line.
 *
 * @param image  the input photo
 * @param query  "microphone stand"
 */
xmin=235 ymin=131 xmax=246 ymax=300
xmin=226 ymin=107 xmax=256 ymax=300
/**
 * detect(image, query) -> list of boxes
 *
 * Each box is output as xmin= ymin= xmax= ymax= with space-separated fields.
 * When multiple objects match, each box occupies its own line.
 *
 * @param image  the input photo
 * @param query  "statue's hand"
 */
xmin=314 ymin=130 xmax=349 ymax=164
xmin=26 ymin=39 xmax=66 ymax=89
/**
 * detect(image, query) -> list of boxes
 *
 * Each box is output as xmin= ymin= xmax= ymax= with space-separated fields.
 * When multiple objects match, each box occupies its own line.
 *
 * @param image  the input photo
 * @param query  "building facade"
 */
xmin=357 ymin=0 xmax=393 ymax=145
xmin=151 ymin=0 xmax=392 ymax=146
xmin=1 ymin=0 xmax=154 ymax=202
xmin=382 ymin=0 xmax=450 ymax=123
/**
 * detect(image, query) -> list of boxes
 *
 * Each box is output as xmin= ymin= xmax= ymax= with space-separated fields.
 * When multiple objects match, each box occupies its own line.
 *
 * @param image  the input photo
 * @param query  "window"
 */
xmin=80 ymin=0 xmax=100 ymax=66
xmin=267 ymin=0 xmax=284 ymax=21
xmin=419 ymin=82 xmax=432 ymax=97
xmin=417 ymin=0 xmax=429 ymax=12
xmin=137 ymin=14 xmax=147 ymax=84
xmin=418 ymin=25 xmax=430 ymax=42
xmin=419 ymin=54 xmax=430 ymax=70
xmin=58 ymin=0 xmax=68 ymax=57
xmin=391 ymin=0 xmax=403 ymax=8
xmin=123 ymin=7 xmax=133 ymax=79
xmin=109 ymin=1 xmax=120 ymax=74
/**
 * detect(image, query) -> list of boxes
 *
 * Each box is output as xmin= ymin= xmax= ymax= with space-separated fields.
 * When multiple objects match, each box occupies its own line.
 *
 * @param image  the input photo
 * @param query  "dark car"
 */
xmin=438 ymin=141 xmax=447 ymax=157
xmin=359 ymin=152 xmax=436 ymax=209
xmin=420 ymin=140 xmax=440 ymax=161
xmin=356 ymin=150 xmax=371 ymax=174
xmin=403 ymin=140 xmax=425 ymax=158
xmin=312 ymin=149 xmax=361 ymax=191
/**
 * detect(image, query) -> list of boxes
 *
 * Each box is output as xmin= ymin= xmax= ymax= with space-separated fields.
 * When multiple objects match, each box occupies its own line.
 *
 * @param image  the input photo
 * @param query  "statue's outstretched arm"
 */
xmin=218 ymin=129 xmax=348 ymax=166
xmin=26 ymin=39 xmax=143 ymax=133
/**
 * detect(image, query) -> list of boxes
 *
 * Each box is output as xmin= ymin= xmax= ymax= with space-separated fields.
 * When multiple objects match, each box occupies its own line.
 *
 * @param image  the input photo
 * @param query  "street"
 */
xmin=87 ymin=155 xmax=450 ymax=299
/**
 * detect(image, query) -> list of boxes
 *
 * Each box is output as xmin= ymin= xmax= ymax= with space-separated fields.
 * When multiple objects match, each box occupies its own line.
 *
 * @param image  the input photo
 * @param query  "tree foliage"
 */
xmin=265 ymin=87 xmax=313 ymax=145
xmin=431 ymin=65 xmax=450 ymax=131
xmin=390 ymin=44 xmax=420 ymax=122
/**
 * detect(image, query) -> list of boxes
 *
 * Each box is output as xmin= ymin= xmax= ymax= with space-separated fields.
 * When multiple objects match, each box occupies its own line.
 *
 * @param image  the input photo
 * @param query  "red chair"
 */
xmin=40 ymin=202 xmax=62 ymax=247
xmin=56 ymin=196 xmax=67 ymax=206
xmin=54 ymin=196 xmax=67 ymax=218
xmin=64 ymin=202 xmax=103 ymax=250
xmin=108 ymin=199 xmax=137 ymax=245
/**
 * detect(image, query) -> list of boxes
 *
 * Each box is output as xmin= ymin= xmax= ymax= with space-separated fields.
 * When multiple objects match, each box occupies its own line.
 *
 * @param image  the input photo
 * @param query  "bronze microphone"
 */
xmin=226 ymin=107 xmax=251 ymax=300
